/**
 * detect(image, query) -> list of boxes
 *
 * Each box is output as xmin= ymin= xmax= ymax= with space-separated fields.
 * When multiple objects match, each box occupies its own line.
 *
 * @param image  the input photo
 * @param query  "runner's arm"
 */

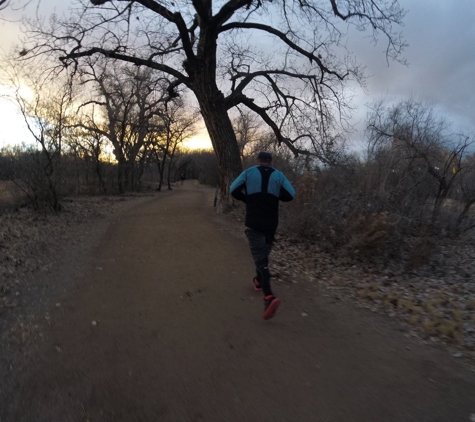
xmin=230 ymin=172 xmax=247 ymax=202
xmin=279 ymin=174 xmax=295 ymax=202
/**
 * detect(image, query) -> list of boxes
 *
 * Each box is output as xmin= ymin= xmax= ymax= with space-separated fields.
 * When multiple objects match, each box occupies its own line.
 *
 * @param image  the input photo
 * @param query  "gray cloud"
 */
xmin=349 ymin=0 xmax=475 ymax=136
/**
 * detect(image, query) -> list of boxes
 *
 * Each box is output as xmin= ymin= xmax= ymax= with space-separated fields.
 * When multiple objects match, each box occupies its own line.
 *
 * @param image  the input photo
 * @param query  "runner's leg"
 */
xmin=245 ymin=228 xmax=273 ymax=296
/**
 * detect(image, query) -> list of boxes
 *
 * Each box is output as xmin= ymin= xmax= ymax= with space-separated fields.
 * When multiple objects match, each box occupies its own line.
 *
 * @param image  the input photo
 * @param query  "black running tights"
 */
xmin=244 ymin=228 xmax=275 ymax=296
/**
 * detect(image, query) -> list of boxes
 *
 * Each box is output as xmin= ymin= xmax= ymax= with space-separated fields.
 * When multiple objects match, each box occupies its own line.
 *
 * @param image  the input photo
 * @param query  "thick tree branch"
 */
xmin=213 ymin=0 xmax=256 ymax=28
xmin=219 ymin=22 xmax=344 ymax=78
xmin=228 ymin=69 xmax=334 ymax=103
xmin=59 ymin=47 xmax=189 ymax=87
xmin=131 ymin=0 xmax=196 ymax=60
xmin=238 ymin=95 xmax=313 ymax=157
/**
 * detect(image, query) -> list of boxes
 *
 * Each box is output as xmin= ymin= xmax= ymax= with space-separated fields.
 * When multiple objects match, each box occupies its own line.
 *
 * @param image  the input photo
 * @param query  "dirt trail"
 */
xmin=2 ymin=182 xmax=475 ymax=422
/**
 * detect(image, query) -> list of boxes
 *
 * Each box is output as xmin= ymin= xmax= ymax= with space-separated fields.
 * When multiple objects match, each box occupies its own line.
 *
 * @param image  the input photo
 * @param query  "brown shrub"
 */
xmin=346 ymin=212 xmax=394 ymax=255
xmin=405 ymin=235 xmax=436 ymax=271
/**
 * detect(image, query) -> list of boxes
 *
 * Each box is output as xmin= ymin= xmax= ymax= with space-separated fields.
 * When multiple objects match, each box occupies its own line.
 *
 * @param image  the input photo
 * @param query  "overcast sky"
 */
xmin=347 ymin=0 xmax=475 ymax=143
xmin=1 ymin=0 xmax=474 ymax=148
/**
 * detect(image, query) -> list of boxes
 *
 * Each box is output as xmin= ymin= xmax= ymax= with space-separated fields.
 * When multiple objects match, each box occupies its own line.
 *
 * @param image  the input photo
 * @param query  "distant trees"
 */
xmin=365 ymin=99 xmax=475 ymax=231
xmin=24 ymin=0 xmax=407 ymax=208
xmin=232 ymin=110 xmax=262 ymax=163
xmin=76 ymin=60 xmax=176 ymax=192
xmin=456 ymin=154 xmax=475 ymax=233
xmin=0 ymin=51 xmax=201 ymax=209
xmin=280 ymin=98 xmax=475 ymax=262
xmin=148 ymin=100 xmax=199 ymax=191
xmin=1 ymin=58 xmax=78 ymax=210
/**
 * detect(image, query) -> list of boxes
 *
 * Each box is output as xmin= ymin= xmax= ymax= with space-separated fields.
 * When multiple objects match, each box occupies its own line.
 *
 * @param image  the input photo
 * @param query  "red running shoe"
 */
xmin=252 ymin=277 xmax=262 ymax=291
xmin=263 ymin=295 xmax=281 ymax=320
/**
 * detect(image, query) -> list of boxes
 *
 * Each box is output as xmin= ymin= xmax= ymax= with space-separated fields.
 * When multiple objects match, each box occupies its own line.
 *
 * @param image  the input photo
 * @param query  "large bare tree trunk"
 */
xmin=201 ymin=102 xmax=242 ymax=210
xmin=194 ymin=84 xmax=242 ymax=211
xmin=187 ymin=26 xmax=243 ymax=210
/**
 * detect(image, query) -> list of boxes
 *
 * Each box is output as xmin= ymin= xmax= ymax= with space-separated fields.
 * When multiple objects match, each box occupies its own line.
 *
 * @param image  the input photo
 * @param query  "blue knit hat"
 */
xmin=257 ymin=151 xmax=272 ymax=161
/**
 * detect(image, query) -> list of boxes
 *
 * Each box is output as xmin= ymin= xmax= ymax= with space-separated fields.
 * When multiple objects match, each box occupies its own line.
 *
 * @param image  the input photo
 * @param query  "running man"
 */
xmin=230 ymin=151 xmax=295 ymax=320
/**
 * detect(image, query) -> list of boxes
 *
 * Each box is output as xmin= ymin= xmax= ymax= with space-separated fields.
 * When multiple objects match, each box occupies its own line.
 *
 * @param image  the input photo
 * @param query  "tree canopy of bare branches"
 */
xmin=1 ymin=56 xmax=78 ymax=210
xmin=23 ymin=0 xmax=406 ymax=206
xmin=75 ymin=59 xmax=174 ymax=192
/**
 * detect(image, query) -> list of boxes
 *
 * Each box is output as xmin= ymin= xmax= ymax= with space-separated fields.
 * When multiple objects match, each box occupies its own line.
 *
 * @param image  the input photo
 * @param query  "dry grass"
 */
xmin=0 ymin=181 xmax=27 ymax=209
xmin=270 ymin=231 xmax=475 ymax=359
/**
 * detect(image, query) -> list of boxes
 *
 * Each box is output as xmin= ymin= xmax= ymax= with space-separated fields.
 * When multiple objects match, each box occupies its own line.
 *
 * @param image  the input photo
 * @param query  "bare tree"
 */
xmin=164 ymin=103 xmax=199 ymax=190
xmin=232 ymin=109 xmax=261 ymax=162
xmin=366 ymin=98 xmax=474 ymax=230
xmin=66 ymin=120 xmax=109 ymax=193
xmin=453 ymin=154 xmax=475 ymax=233
xmin=77 ymin=60 xmax=172 ymax=192
xmin=24 ymin=0 xmax=406 ymax=208
xmin=1 ymin=57 xmax=77 ymax=210
xmin=147 ymin=100 xmax=198 ymax=190
xmin=169 ymin=151 xmax=192 ymax=185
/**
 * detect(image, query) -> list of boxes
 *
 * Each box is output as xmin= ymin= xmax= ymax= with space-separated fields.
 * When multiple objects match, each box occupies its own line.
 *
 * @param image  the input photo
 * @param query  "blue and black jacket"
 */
xmin=230 ymin=165 xmax=295 ymax=232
